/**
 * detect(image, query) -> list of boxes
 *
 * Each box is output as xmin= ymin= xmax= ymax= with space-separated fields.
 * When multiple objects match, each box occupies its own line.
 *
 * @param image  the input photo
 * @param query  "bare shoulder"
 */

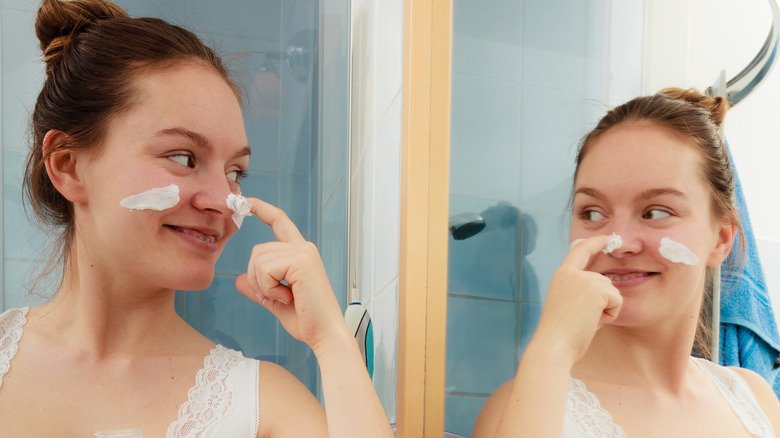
xmin=256 ymin=361 xmax=327 ymax=438
xmin=727 ymin=366 xmax=780 ymax=431
xmin=472 ymin=378 xmax=515 ymax=438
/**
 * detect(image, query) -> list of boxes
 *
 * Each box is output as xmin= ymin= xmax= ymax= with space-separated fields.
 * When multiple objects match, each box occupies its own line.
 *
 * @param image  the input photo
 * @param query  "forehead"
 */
xmin=575 ymin=123 xmax=707 ymax=198
xmin=118 ymin=63 xmax=247 ymax=143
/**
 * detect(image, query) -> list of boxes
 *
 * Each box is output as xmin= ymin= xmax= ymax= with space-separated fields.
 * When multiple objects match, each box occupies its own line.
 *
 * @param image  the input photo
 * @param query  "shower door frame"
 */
xmin=397 ymin=0 xmax=452 ymax=435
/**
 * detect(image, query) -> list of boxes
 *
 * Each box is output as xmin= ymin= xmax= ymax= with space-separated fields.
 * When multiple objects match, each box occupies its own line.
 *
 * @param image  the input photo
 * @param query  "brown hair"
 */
xmin=574 ymin=88 xmax=742 ymax=359
xmin=25 ymin=0 xmax=239 ymax=290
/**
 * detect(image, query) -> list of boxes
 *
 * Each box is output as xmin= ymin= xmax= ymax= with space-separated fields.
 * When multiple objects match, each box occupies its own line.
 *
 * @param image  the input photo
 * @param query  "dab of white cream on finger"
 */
xmin=659 ymin=237 xmax=699 ymax=266
xmin=226 ymin=193 xmax=252 ymax=229
xmin=120 ymin=184 xmax=180 ymax=211
xmin=570 ymin=233 xmax=622 ymax=253
xmin=602 ymin=233 xmax=622 ymax=254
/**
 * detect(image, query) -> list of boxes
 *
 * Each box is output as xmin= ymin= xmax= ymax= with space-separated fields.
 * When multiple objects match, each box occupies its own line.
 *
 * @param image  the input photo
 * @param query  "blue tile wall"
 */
xmin=449 ymin=199 xmax=520 ymax=301
xmin=445 ymin=394 xmax=490 ymax=438
xmin=2 ymin=7 xmax=43 ymax=152
xmin=522 ymin=0 xmax=606 ymax=92
xmin=447 ymin=0 xmax=607 ymax=434
xmin=450 ymin=72 xmax=522 ymax=203
xmin=446 ymin=296 xmax=518 ymax=395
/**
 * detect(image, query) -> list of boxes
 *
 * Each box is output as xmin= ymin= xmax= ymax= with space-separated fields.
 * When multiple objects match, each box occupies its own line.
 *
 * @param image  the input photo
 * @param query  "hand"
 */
xmin=234 ymin=198 xmax=347 ymax=352
xmin=532 ymin=235 xmax=623 ymax=364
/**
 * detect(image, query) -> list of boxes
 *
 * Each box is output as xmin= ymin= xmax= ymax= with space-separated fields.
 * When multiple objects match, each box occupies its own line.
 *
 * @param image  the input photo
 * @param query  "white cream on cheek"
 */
xmin=659 ymin=237 xmax=699 ymax=266
xmin=120 ymin=184 xmax=180 ymax=211
xmin=226 ymin=193 xmax=252 ymax=229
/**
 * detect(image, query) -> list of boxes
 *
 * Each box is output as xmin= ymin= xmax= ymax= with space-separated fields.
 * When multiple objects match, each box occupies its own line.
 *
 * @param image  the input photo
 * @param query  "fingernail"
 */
xmin=262 ymin=297 xmax=269 ymax=305
xmin=277 ymin=298 xmax=289 ymax=305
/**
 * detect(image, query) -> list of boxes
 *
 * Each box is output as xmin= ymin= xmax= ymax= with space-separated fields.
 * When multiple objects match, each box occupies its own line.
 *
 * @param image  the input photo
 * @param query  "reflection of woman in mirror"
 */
xmin=0 ymin=1 xmax=393 ymax=436
xmin=474 ymin=88 xmax=780 ymax=437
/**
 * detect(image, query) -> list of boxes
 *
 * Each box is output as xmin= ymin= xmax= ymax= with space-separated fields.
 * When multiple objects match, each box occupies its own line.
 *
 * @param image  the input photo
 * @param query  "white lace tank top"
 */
xmin=562 ymin=357 xmax=775 ymax=438
xmin=0 ymin=307 xmax=260 ymax=438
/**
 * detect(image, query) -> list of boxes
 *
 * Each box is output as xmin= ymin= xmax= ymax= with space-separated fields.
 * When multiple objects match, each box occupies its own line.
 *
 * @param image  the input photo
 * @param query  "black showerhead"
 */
xmin=449 ymin=212 xmax=486 ymax=240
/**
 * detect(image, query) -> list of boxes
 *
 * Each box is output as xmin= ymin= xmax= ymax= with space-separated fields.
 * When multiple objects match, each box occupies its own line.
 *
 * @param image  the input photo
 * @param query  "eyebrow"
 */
xmin=574 ymin=187 xmax=689 ymax=202
xmin=155 ymin=127 xmax=251 ymax=159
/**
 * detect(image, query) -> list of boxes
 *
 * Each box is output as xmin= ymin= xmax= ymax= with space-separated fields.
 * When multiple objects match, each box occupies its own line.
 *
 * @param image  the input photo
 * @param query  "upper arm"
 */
xmin=729 ymin=367 xmax=780 ymax=434
xmin=472 ymin=379 xmax=515 ymax=438
xmin=257 ymin=361 xmax=328 ymax=438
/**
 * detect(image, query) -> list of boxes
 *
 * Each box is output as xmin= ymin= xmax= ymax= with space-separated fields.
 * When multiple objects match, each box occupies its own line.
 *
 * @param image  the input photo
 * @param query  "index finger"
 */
xmin=563 ymin=235 xmax=610 ymax=271
xmin=247 ymin=197 xmax=306 ymax=243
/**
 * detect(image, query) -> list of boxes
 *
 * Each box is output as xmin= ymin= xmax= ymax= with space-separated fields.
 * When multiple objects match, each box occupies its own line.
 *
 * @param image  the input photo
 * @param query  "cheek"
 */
xmin=120 ymin=184 xmax=180 ymax=211
xmin=657 ymin=237 xmax=700 ymax=266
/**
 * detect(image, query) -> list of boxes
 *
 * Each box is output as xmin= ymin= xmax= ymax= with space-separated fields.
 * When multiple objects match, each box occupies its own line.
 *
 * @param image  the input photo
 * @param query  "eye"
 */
xmin=227 ymin=169 xmax=247 ymax=183
xmin=578 ymin=209 xmax=606 ymax=222
xmin=169 ymin=153 xmax=195 ymax=168
xmin=642 ymin=209 xmax=671 ymax=220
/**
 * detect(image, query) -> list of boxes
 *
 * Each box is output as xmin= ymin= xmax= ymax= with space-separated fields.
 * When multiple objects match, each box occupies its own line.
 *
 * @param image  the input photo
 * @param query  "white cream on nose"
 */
xmin=226 ymin=193 xmax=252 ymax=229
xmin=120 ymin=184 xmax=180 ymax=211
xmin=602 ymin=233 xmax=622 ymax=254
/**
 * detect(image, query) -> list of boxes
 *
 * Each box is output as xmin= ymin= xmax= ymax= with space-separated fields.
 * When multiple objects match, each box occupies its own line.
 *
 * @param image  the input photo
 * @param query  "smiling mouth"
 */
xmin=167 ymin=225 xmax=217 ymax=243
xmin=603 ymin=272 xmax=654 ymax=282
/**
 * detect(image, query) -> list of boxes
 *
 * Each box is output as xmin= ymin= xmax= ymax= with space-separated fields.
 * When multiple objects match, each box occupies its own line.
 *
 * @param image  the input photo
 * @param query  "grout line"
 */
xmin=321 ymin=173 xmax=345 ymax=212
xmin=365 ymin=276 xmax=397 ymax=307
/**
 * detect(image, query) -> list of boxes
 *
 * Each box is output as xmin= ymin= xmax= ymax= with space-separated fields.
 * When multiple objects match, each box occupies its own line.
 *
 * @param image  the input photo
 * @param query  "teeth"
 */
xmin=176 ymin=227 xmax=216 ymax=243
xmin=605 ymin=272 xmax=649 ymax=281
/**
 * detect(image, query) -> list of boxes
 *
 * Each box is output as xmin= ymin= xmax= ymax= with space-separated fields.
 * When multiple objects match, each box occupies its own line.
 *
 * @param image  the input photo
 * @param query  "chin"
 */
xmin=167 ymin=264 xmax=217 ymax=291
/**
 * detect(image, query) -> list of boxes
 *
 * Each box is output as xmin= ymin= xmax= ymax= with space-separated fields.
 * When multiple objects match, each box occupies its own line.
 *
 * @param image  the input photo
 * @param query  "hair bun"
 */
xmin=35 ymin=0 xmax=128 ymax=73
xmin=659 ymin=87 xmax=731 ymax=128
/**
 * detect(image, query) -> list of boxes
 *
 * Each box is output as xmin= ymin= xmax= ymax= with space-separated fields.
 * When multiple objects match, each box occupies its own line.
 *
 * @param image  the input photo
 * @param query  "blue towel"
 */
xmin=719 ymin=140 xmax=780 ymax=397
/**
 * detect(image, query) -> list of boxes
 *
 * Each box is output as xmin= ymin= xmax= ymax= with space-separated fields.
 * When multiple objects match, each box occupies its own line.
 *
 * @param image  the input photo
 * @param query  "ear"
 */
xmin=43 ymin=130 xmax=88 ymax=204
xmin=706 ymin=221 xmax=737 ymax=266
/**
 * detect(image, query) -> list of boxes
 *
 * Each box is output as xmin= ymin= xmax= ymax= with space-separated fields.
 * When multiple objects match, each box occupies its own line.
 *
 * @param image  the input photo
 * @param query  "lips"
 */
xmin=599 ymin=268 xmax=659 ymax=286
xmin=166 ymin=225 xmax=218 ymax=243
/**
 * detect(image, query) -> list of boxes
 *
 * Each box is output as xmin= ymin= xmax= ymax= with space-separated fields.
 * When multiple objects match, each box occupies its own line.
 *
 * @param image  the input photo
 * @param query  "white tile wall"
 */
xmin=348 ymin=0 xmax=402 ymax=423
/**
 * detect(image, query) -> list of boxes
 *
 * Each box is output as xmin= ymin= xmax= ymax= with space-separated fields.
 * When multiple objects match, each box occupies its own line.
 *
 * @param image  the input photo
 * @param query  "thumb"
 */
xmin=236 ymin=273 xmax=264 ymax=304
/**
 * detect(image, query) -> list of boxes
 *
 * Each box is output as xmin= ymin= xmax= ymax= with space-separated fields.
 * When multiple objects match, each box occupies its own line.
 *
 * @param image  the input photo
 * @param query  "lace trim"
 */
xmin=567 ymin=377 xmax=626 ymax=438
xmin=167 ymin=345 xmax=243 ymax=438
xmin=694 ymin=358 xmax=772 ymax=438
xmin=0 ymin=308 xmax=29 ymax=387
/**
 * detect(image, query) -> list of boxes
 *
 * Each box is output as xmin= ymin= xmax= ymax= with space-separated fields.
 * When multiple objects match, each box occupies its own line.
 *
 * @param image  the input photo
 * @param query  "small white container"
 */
xmin=94 ymin=429 xmax=143 ymax=438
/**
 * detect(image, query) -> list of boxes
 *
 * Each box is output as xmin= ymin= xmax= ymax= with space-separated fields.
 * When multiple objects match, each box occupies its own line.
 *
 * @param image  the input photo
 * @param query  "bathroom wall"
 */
xmin=445 ymin=0 xmax=610 ymax=435
xmin=348 ymin=0 xmax=403 ymax=422
xmin=644 ymin=0 xmax=780 ymax=327
xmin=0 ymin=0 xmax=350 ymax=398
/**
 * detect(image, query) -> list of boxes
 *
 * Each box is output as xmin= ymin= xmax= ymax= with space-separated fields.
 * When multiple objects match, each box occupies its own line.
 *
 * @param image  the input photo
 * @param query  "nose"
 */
xmin=190 ymin=171 xmax=234 ymax=217
xmin=606 ymin=215 xmax=643 ymax=257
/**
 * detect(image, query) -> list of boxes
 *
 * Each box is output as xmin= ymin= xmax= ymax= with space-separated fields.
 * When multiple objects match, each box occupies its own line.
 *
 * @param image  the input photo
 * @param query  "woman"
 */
xmin=0 ymin=1 xmax=393 ymax=437
xmin=473 ymin=89 xmax=780 ymax=437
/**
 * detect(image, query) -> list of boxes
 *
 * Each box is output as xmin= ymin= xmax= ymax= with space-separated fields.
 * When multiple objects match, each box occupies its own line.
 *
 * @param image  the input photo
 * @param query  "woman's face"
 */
xmin=75 ymin=63 xmax=250 ymax=291
xmin=570 ymin=121 xmax=733 ymax=327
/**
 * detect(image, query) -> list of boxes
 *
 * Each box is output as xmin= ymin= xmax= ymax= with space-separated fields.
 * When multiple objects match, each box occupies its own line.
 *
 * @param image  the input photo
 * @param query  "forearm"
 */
xmin=313 ymin=325 xmax=394 ymax=438
xmin=495 ymin=339 xmax=574 ymax=437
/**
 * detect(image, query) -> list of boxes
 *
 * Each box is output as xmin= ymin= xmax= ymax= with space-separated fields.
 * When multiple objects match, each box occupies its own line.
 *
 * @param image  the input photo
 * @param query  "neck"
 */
xmin=31 ymin=242 xmax=192 ymax=359
xmin=573 ymin=318 xmax=700 ymax=394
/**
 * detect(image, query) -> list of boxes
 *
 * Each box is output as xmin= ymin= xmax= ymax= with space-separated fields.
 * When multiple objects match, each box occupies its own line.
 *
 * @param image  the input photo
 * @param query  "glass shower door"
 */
xmin=0 ymin=0 xmax=350 ymax=400
xmin=167 ymin=0 xmax=351 ymax=398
